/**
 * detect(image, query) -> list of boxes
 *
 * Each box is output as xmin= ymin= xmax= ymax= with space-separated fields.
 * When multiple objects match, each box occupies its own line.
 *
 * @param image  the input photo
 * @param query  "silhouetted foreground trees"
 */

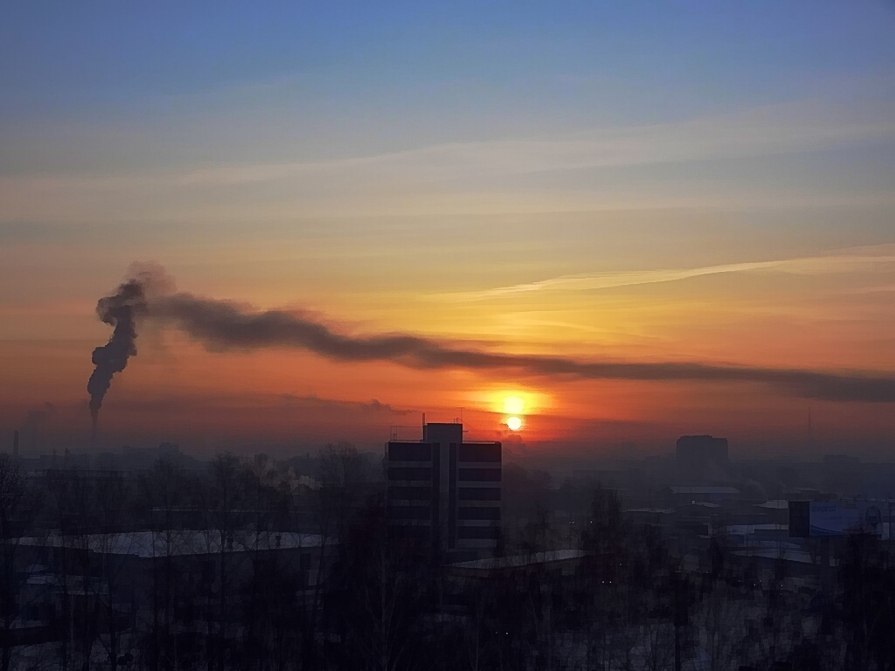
xmin=0 ymin=449 xmax=893 ymax=670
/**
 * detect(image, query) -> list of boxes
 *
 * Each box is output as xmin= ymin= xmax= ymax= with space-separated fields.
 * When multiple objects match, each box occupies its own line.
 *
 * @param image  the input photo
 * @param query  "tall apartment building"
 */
xmin=386 ymin=422 xmax=501 ymax=560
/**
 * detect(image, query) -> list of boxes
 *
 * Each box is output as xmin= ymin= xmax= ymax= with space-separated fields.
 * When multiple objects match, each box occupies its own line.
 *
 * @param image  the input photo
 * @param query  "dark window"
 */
xmin=432 ymin=444 xmax=440 ymax=551
xmin=458 ymin=443 xmax=501 ymax=462
xmin=300 ymin=553 xmax=311 ymax=571
xmin=388 ymin=443 xmax=431 ymax=461
xmin=388 ymin=505 xmax=431 ymax=520
xmin=388 ymin=486 xmax=432 ymax=500
xmin=459 ymin=487 xmax=501 ymax=501
xmin=458 ymin=526 xmax=501 ymax=540
xmin=201 ymin=559 xmax=215 ymax=586
xmin=459 ymin=468 xmax=501 ymax=482
xmin=449 ymin=443 xmax=457 ymax=549
xmin=458 ymin=506 xmax=500 ymax=521
xmin=389 ymin=525 xmax=430 ymax=541
xmin=388 ymin=467 xmax=431 ymax=481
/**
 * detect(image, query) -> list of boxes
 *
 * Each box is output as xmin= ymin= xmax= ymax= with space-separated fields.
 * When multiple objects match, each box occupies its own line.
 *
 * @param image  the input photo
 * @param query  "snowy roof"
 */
xmin=18 ymin=531 xmax=324 ymax=558
xmin=725 ymin=524 xmax=789 ymax=535
xmin=670 ymin=486 xmax=740 ymax=495
xmin=450 ymin=549 xmax=585 ymax=572
xmin=731 ymin=548 xmax=820 ymax=565
xmin=755 ymin=500 xmax=789 ymax=510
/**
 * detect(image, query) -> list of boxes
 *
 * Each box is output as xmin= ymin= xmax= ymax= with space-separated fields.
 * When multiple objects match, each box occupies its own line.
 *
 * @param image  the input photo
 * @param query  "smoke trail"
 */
xmin=87 ymin=277 xmax=148 ymax=428
xmin=89 ymin=266 xmax=895 ymax=407
xmin=148 ymin=289 xmax=895 ymax=404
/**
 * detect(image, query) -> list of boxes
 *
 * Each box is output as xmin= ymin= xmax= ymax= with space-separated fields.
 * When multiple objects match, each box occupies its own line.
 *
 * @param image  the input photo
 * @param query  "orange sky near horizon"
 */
xmin=2 ymin=302 xmax=894 ymax=459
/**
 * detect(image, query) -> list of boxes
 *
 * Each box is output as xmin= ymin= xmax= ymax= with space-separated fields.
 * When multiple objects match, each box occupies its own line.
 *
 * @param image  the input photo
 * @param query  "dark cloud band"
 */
xmin=149 ymin=291 xmax=895 ymax=404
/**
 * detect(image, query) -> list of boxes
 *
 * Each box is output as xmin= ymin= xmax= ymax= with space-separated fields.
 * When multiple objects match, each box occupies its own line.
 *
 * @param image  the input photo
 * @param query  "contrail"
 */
xmin=437 ymin=251 xmax=895 ymax=301
xmin=89 ymin=266 xmax=895 ymax=408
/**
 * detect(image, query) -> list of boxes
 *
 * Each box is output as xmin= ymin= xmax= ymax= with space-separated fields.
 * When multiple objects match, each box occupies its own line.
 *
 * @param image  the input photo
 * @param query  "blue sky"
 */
xmin=4 ymin=2 xmax=895 ymax=170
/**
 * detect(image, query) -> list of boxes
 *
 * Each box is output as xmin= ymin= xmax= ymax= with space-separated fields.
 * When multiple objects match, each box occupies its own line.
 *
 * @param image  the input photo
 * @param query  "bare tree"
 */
xmin=0 ymin=454 xmax=38 ymax=671
xmin=689 ymin=582 xmax=744 ymax=671
xmin=206 ymin=452 xmax=245 ymax=671
xmin=140 ymin=457 xmax=188 ymax=671
xmin=310 ymin=442 xmax=368 ymax=669
xmin=50 ymin=461 xmax=102 ymax=671
xmin=333 ymin=496 xmax=429 ymax=671
xmin=93 ymin=470 xmax=136 ymax=671
xmin=636 ymin=620 xmax=676 ymax=671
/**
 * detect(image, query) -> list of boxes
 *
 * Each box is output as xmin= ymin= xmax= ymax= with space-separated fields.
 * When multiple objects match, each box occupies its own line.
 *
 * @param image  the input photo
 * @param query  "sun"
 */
xmin=506 ymin=416 xmax=522 ymax=431
xmin=503 ymin=396 xmax=525 ymax=415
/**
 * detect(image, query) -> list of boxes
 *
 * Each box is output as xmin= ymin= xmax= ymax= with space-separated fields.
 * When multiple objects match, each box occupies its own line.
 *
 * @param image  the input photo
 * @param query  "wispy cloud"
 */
xmin=178 ymin=99 xmax=895 ymax=186
xmin=439 ymin=247 xmax=895 ymax=301
xmin=3 ymin=96 xmax=895 ymax=224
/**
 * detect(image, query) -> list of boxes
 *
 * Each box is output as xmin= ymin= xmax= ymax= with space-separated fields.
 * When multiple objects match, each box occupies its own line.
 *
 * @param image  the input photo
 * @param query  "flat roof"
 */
xmin=670 ymin=486 xmax=740 ymax=495
xmin=18 ymin=530 xmax=324 ymax=558
xmin=726 ymin=523 xmax=789 ymax=534
xmin=451 ymin=549 xmax=585 ymax=571
xmin=731 ymin=549 xmax=821 ymax=565
xmin=755 ymin=500 xmax=789 ymax=509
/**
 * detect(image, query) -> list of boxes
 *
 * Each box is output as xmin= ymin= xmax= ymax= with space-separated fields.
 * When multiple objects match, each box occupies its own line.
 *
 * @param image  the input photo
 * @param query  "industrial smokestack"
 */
xmin=87 ymin=277 xmax=149 ymax=429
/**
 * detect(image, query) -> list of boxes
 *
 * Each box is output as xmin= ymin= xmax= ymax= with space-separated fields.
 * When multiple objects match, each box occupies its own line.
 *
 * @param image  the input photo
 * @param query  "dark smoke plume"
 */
xmin=87 ymin=277 xmax=149 ymax=428
xmin=93 ymin=266 xmax=895 ymax=406
xmin=149 ymin=290 xmax=895 ymax=404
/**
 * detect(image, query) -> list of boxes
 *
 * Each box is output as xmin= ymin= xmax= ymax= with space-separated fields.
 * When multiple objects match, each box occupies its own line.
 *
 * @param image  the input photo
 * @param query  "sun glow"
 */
xmin=469 ymin=387 xmax=550 ymax=432
xmin=503 ymin=396 xmax=525 ymax=415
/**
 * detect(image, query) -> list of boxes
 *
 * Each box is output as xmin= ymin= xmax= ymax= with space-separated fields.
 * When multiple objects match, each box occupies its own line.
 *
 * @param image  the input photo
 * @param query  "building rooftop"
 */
xmin=755 ymin=499 xmax=790 ymax=509
xmin=731 ymin=548 xmax=819 ymax=565
xmin=726 ymin=523 xmax=789 ymax=535
xmin=450 ymin=549 xmax=585 ymax=571
xmin=670 ymin=486 xmax=740 ymax=495
xmin=18 ymin=530 xmax=324 ymax=558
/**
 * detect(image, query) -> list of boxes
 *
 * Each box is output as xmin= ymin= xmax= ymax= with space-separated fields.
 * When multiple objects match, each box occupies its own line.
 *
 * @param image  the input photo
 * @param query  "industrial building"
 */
xmin=386 ymin=422 xmax=501 ymax=561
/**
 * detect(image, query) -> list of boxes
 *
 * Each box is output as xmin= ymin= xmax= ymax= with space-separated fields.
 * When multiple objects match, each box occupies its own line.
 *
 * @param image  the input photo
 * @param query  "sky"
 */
xmin=2 ymin=1 xmax=895 ymax=458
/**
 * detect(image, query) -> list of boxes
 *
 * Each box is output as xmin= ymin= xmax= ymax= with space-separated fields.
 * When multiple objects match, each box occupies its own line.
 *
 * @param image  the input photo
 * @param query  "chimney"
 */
xmin=12 ymin=431 xmax=18 ymax=459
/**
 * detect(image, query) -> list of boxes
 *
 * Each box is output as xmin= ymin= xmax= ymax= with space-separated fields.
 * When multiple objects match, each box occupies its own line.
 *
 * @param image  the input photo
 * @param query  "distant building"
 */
xmin=13 ymin=530 xmax=327 ymax=649
xmin=675 ymin=435 xmax=729 ymax=483
xmin=386 ymin=422 xmax=501 ymax=561
xmin=668 ymin=485 xmax=740 ymax=503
